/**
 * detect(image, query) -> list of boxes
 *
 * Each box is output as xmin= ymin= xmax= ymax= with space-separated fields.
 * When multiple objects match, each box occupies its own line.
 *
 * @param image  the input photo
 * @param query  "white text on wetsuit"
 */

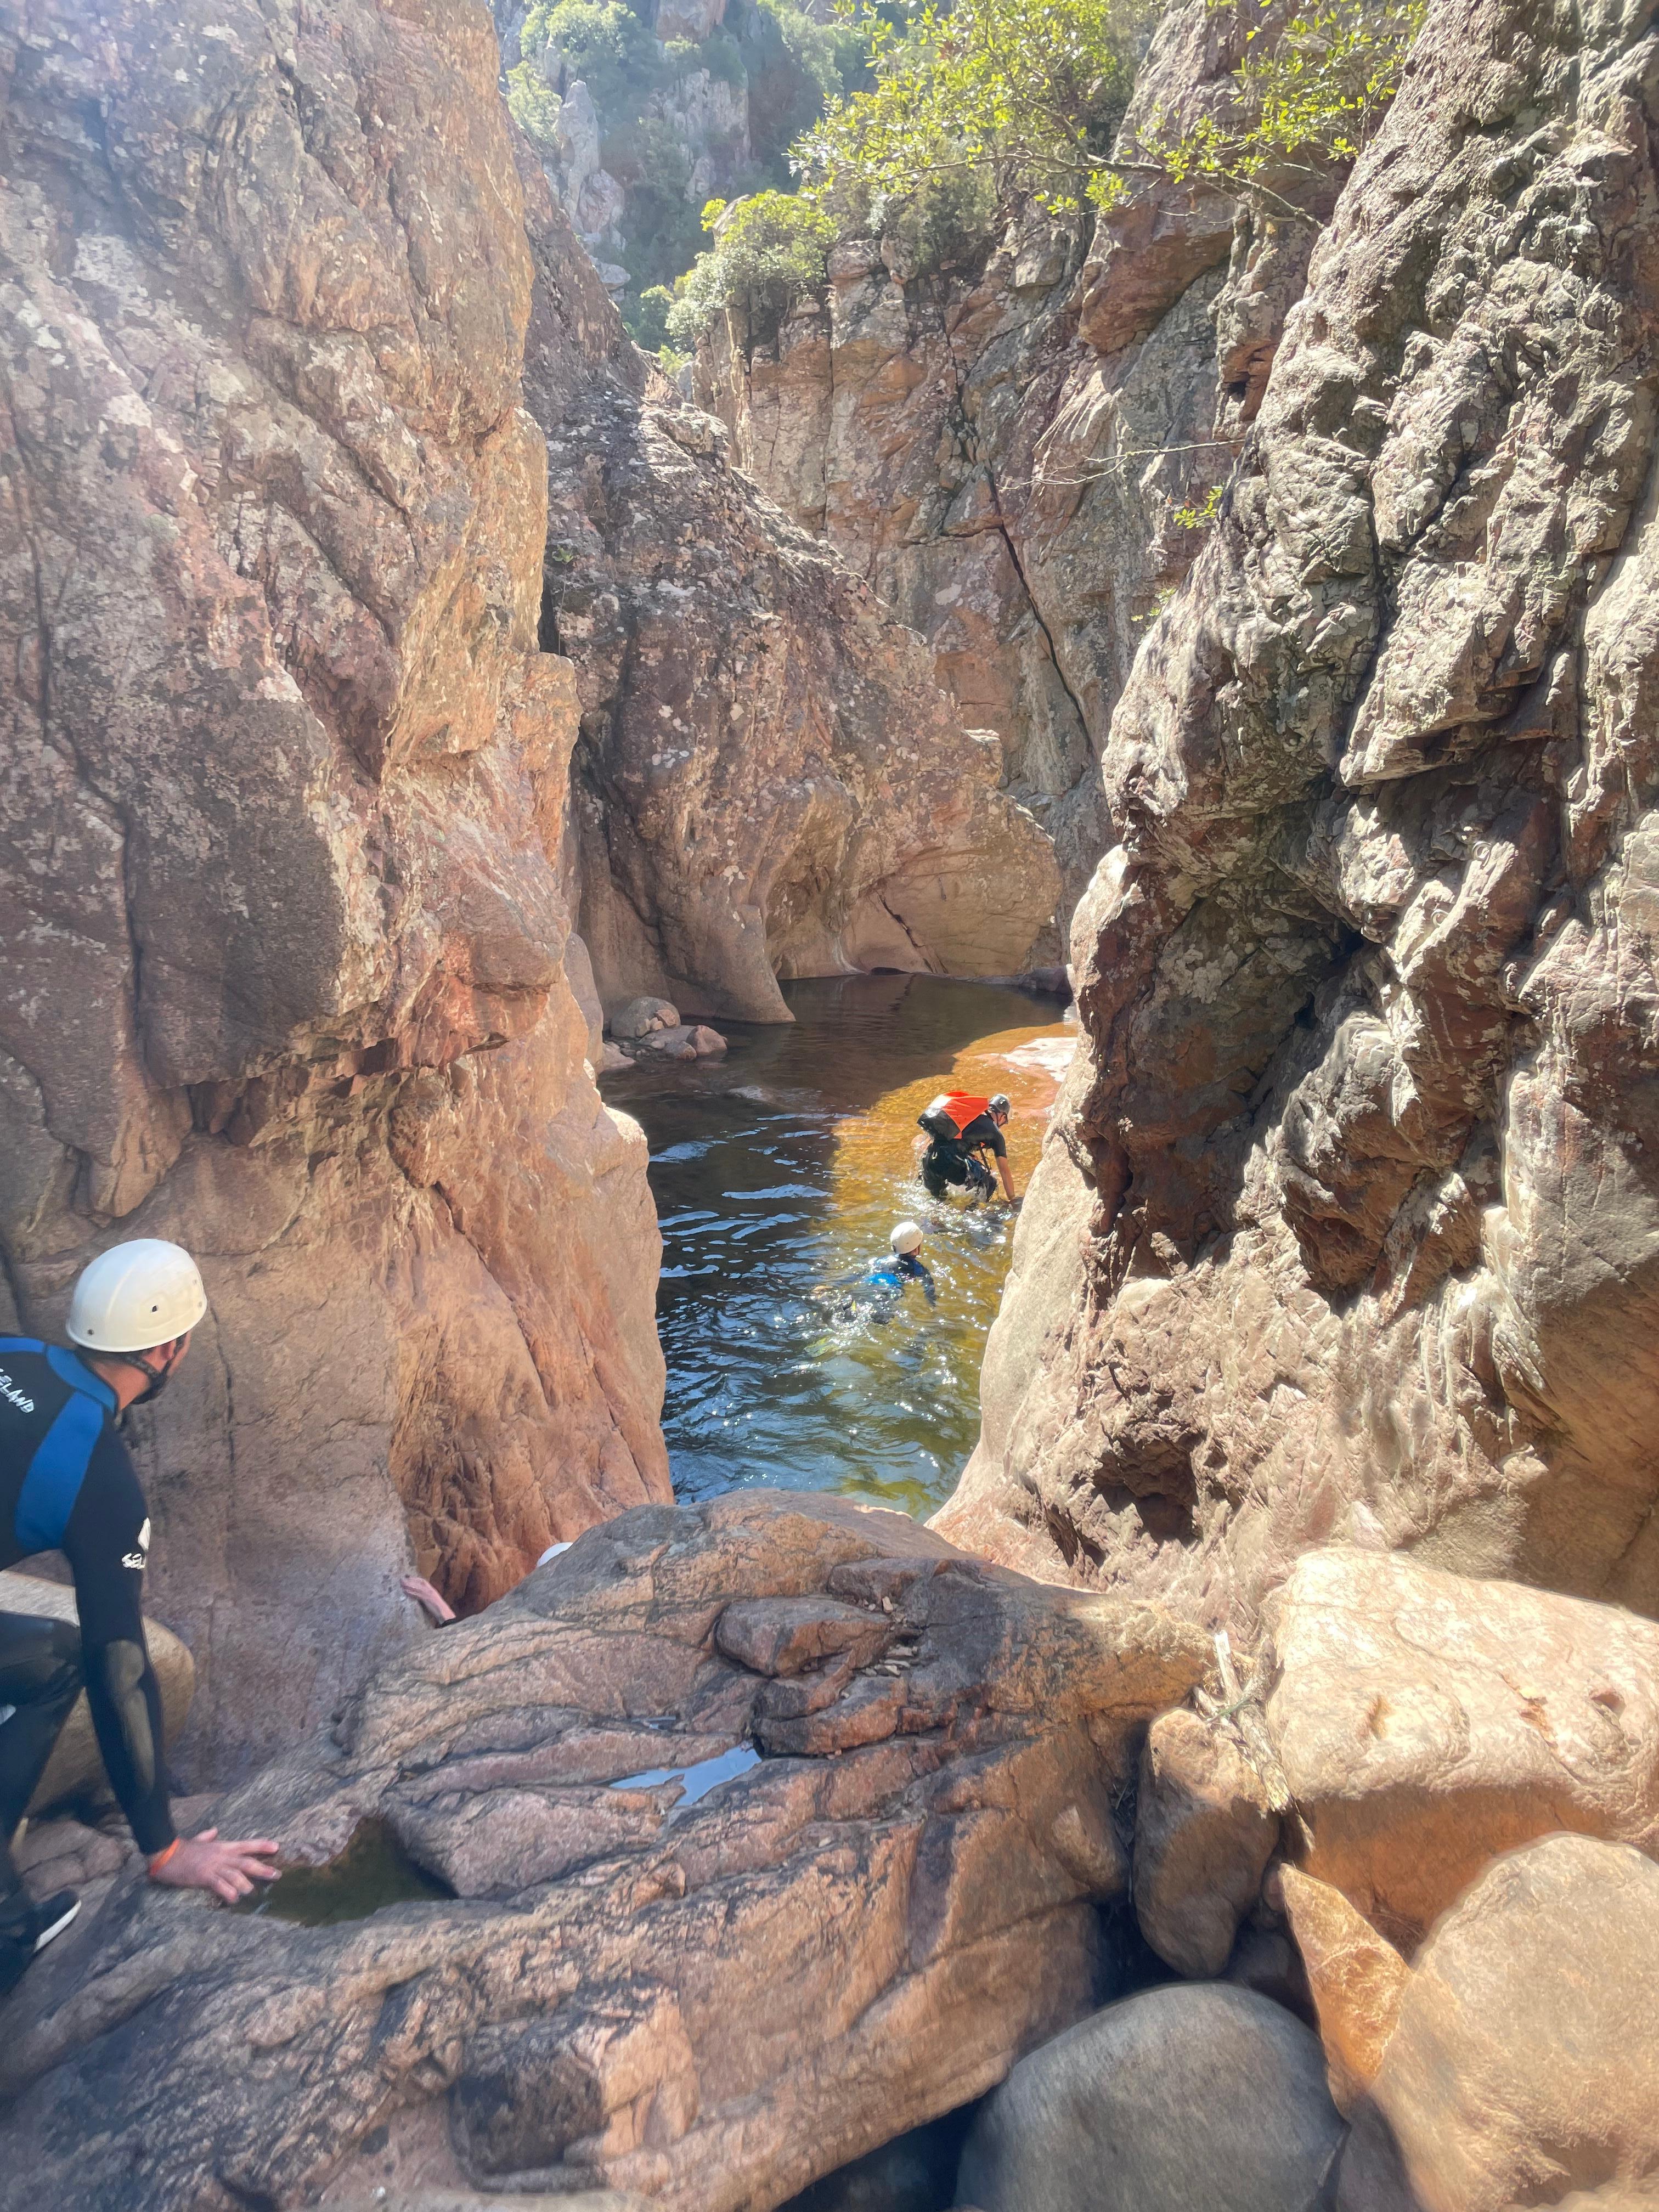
xmin=0 ymin=1367 xmax=35 ymax=1414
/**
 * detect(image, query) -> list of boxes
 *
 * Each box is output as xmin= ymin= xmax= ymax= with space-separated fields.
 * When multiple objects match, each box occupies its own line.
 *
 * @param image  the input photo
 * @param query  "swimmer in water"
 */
xmin=814 ymin=1221 xmax=938 ymax=1322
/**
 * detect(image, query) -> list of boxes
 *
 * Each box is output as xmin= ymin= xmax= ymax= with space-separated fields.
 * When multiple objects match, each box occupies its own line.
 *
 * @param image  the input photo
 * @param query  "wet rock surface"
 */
xmin=0 ymin=0 xmax=670 ymax=1780
xmin=518 ymin=160 xmax=1059 ymax=1023
xmin=943 ymin=0 xmax=1659 ymax=1628
xmin=0 ymin=1494 xmax=1206 ymax=2211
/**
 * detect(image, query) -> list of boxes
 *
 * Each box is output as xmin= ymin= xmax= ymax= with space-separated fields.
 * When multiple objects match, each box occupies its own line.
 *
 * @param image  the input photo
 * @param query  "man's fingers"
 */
xmin=191 ymin=1827 xmax=219 ymax=1843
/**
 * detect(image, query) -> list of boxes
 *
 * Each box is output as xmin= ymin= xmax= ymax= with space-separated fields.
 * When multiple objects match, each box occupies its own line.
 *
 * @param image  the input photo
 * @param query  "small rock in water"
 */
xmin=607 ymin=995 xmax=680 ymax=1040
xmin=955 ymin=1982 xmax=1345 ymax=2212
xmin=623 ymin=1022 xmax=726 ymax=1060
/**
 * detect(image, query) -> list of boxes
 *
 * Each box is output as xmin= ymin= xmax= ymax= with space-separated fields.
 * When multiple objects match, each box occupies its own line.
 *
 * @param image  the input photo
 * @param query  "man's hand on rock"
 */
xmin=149 ymin=1829 xmax=280 ymax=1903
xmin=400 ymin=1572 xmax=456 ymax=1624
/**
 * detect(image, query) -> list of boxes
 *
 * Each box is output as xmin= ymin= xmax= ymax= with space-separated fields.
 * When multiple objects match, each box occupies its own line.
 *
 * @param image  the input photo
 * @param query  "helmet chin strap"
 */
xmin=110 ymin=1346 xmax=176 ymax=1406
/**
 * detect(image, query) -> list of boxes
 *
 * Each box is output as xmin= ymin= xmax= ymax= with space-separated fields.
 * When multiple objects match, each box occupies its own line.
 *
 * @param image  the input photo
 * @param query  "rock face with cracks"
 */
xmin=693 ymin=0 xmax=1333 ymax=924
xmin=518 ymin=156 xmax=1059 ymax=1023
xmin=0 ymin=1494 xmax=1209 ymax=2212
xmin=941 ymin=0 xmax=1659 ymax=1627
xmin=0 ymin=0 xmax=673 ymax=1781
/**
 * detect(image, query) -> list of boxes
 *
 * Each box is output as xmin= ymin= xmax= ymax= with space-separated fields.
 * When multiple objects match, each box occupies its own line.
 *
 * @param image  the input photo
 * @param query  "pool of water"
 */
xmin=238 ymin=1819 xmax=452 ymax=1926
xmin=601 ymin=974 xmax=1073 ymax=1516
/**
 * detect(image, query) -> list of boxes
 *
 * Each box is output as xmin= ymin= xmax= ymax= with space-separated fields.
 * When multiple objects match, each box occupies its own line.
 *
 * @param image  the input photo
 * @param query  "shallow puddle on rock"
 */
xmin=239 ymin=1819 xmax=452 ymax=1926
xmin=603 ymin=974 xmax=1073 ymax=1513
xmin=608 ymin=1742 xmax=762 ymax=1818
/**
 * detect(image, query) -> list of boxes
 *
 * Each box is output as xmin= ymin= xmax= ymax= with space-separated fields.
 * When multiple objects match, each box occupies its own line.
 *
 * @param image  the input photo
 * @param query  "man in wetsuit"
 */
xmin=0 ymin=1239 xmax=279 ymax=1994
xmin=919 ymin=1092 xmax=1019 ymax=1206
xmin=815 ymin=1221 xmax=939 ymax=1322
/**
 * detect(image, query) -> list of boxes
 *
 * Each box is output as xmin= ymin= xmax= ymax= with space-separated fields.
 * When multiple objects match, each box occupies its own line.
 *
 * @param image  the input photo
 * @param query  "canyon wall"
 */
xmin=518 ymin=154 xmax=1061 ymax=1021
xmin=940 ymin=0 xmax=1659 ymax=1632
xmin=0 ymin=0 xmax=670 ymax=1781
xmin=693 ymin=0 xmax=1329 ymax=915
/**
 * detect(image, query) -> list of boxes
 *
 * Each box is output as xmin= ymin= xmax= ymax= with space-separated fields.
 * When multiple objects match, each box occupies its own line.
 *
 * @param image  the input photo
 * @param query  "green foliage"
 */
xmin=702 ymin=27 xmax=751 ymax=84
xmin=1136 ymin=0 xmax=1428 ymax=215
xmin=742 ymin=0 xmax=871 ymax=182
xmin=506 ymin=60 xmax=566 ymax=150
xmin=603 ymin=118 xmax=708 ymax=290
xmin=623 ymin=283 xmax=679 ymax=350
xmin=798 ymin=0 xmax=1148 ymax=218
xmin=523 ymin=0 xmax=665 ymax=115
xmin=665 ymin=189 xmax=839 ymax=343
xmin=1171 ymin=481 xmax=1224 ymax=531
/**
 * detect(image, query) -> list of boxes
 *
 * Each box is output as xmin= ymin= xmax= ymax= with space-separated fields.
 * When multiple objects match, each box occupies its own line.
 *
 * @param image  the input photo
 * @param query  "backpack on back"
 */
xmin=917 ymin=1091 xmax=989 ymax=1143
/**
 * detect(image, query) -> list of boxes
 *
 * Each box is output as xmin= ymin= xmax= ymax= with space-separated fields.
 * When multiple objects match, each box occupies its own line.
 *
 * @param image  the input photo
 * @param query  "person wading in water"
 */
xmin=916 ymin=1092 xmax=1019 ymax=1206
xmin=0 ymin=1240 xmax=280 ymax=1993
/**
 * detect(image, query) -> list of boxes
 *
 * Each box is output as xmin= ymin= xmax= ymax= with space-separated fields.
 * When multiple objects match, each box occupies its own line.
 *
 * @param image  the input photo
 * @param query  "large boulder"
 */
xmin=1262 ymin=1550 xmax=1659 ymax=1946
xmin=0 ymin=1494 xmax=1207 ymax=2212
xmin=954 ymin=1981 xmax=1345 ymax=2212
xmin=1337 ymin=1835 xmax=1659 ymax=2212
xmin=0 ymin=1571 xmax=194 ymax=1819
xmin=0 ymin=0 xmax=670 ymax=1786
xmin=1132 ymin=1706 xmax=1280 ymax=1975
xmin=939 ymin=0 xmax=1659 ymax=1631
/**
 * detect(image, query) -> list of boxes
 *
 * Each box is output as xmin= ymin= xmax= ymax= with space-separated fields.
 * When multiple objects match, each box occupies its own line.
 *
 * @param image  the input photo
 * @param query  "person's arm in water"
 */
xmin=969 ymin=1115 xmax=1019 ymax=1205
xmin=62 ymin=1433 xmax=279 ymax=1900
xmin=899 ymin=1254 xmax=939 ymax=1310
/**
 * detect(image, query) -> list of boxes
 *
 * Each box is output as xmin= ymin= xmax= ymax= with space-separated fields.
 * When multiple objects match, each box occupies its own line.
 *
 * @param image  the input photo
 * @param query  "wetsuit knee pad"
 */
xmin=0 ymin=1617 xmax=84 ymax=1702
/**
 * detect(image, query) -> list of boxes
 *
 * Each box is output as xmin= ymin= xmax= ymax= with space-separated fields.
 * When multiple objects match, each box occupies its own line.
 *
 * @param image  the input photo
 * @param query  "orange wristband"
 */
xmin=148 ymin=1839 xmax=182 ymax=1877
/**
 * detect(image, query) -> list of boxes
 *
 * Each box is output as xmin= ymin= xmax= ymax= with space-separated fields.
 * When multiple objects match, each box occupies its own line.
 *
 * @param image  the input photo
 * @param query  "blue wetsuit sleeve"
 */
xmin=60 ymin=1430 xmax=175 ymax=1856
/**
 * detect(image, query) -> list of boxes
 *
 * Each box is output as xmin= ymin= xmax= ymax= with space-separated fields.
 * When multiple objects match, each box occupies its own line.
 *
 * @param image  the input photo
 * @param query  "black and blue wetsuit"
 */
xmin=921 ymin=1112 xmax=1005 ymax=1199
xmin=0 ymin=1339 xmax=175 ymax=1927
xmin=823 ymin=1252 xmax=938 ymax=1320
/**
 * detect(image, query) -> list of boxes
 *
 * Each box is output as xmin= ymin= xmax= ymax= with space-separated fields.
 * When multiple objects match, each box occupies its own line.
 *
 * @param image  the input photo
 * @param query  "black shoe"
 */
xmin=0 ymin=1889 xmax=80 ymax=2000
xmin=28 ymin=1889 xmax=79 ymax=1956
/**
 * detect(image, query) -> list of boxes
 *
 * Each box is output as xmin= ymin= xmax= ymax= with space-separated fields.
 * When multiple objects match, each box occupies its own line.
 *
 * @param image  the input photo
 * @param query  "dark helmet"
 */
xmin=989 ymin=1093 xmax=1011 ymax=1121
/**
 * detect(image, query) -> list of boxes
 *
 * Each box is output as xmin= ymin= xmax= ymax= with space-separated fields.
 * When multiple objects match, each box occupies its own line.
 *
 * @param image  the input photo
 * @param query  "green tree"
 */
xmin=798 ymin=0 xmax=1149 ymax=218
xmin=1134 ymin=0 xmax=1427 ymax=220
xmin=522 ymin=0 xmax=666 ymax=115
xmin=505 ymin=60 xmax=565 ymax=150
xmin=665 ymin=190 xmax=839 ymax=344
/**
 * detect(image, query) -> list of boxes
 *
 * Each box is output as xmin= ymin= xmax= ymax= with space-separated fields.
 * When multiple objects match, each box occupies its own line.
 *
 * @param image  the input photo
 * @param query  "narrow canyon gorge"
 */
xmin=1 ymin=0 xmax=1657 ymax=2203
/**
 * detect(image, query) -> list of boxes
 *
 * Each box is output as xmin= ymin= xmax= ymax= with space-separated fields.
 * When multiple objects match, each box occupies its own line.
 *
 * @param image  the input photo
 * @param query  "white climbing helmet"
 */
xmin=67 ymin=1239 xmax=208 ymax=1353
xmin=890 ymin=1220 xmax=925 ymax=1255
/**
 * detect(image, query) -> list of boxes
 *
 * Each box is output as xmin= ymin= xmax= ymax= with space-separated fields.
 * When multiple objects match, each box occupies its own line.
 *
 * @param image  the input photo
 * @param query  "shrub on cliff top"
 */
xmin=798 ymin=0 xmax=1149 ymax=218
xmin=522 ymin=0 xmax=667 ymax=115
xmin=1133 ymin=0 xmax=1427 ymax=218
xmin=665 ymin=190 xmax=839 ymax=343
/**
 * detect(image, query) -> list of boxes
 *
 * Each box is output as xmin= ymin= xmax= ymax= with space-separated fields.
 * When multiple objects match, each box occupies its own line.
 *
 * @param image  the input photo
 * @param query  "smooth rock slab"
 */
xmin=955 ymin=1982 xmax=1345 ymax=2212
xmin=1262 ymin=1550 xmax=1659 ymax=1946
xmin=0 ymin=1493 xmax=1206 ymax=2212
xmin=1338 ymin=1835 xmax=1659 ymax=2212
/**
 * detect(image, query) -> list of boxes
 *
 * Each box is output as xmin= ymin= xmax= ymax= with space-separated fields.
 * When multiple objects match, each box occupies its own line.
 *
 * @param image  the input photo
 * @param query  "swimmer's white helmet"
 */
xmin=890 ymin=1221 xmax=924 ymax=1255
xmin=67 ymin=1238 xmax=208 ymax=1353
